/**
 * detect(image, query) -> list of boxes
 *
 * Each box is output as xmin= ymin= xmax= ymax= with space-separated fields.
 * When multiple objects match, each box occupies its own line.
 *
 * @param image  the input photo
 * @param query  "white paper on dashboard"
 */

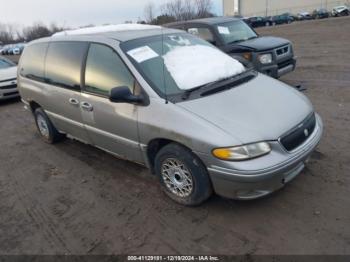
xmin=217 ymin=26 xmax=230 ymax=35
xmin=127 ymin=46 xmax=159 ymax=63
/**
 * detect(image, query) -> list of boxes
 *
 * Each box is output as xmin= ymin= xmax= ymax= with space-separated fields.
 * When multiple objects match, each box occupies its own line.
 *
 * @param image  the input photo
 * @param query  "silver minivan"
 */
xmin=18 ymin=25 xmax=323 ymax=206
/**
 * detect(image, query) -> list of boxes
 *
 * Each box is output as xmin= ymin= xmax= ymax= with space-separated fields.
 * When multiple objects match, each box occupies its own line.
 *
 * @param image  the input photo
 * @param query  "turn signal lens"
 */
xmin=242 ymin=52 xmax=252 ymax=61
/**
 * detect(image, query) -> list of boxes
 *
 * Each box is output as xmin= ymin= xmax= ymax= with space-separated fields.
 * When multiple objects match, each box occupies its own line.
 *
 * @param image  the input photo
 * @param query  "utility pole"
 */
xmin=265 ymin=0 xmax=269 ymax=17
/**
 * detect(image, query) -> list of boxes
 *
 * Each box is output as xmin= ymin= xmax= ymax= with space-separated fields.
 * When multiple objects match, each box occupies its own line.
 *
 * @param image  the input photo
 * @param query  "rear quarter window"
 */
xmin=20 ymin=43 xmax=48 ymax=81
xmin=45 ymin=42 xmax=88 ymax=91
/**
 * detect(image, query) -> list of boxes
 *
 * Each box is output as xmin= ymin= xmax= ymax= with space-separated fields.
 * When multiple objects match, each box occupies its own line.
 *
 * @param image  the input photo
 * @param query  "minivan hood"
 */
xmin=0 ymin=66 xmax=17 ymax=81
xmin=177 ymin=74 xmax=313 ymax=144
xmin=235 ymin=36 xmax=290 ymax=52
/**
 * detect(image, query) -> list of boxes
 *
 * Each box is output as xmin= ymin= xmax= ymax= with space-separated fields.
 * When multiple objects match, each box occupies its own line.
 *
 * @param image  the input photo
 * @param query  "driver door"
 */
xmin=80 ymin=43 xmax=143 ymax=163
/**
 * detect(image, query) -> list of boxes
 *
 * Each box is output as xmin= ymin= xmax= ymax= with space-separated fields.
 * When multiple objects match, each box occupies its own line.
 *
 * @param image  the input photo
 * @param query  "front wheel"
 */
xmin=155 ymin=143 xmax=212 ymax=206
xmin=34 ymin=108 xmax=64 ymax=144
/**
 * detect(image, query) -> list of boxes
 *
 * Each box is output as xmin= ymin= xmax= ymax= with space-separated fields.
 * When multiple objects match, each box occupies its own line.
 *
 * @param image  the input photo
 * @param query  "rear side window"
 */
xmin=84 ymin=44 xmax=134 ymax=96
xmin=187 ymin=27 xmax=215 ymax=43
xmin=45 ymin=42 xmax=88 ymax=91
xmin=20 ymin=43 xmax=48 ymax=81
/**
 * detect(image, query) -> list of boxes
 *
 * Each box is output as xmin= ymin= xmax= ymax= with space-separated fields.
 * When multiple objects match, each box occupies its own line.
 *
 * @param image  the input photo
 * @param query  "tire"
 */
xmin=265 ymin=21 xmax=270 ymax=27
xmin=272 ymin=22 xmax=276 ymax=26
xmin=34 ymin=108 xmax=64 ymax=144
xmin=154 ymin=143 xmax=212 ymax=206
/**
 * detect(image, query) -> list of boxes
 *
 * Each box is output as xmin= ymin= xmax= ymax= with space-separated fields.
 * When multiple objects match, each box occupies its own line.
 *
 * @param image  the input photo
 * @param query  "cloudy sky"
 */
xmin=3 ymin=0 xmax=223 ymax=28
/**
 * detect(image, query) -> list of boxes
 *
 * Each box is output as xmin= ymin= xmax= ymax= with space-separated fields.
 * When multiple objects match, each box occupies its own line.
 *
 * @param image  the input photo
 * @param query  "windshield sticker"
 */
xmin=217 ymin=26 xmax=230 ymax=35
xmin=127 ymin=46 xmax=159 ymax=63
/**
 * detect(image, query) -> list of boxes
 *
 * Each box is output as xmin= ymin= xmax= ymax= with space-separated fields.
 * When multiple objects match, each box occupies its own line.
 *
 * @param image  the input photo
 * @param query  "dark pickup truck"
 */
xmin=165 ymin=17 xmax=296 ymax=78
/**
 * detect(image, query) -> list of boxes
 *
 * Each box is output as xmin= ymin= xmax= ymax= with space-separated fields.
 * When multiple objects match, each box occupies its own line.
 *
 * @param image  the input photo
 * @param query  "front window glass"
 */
xmin=84 ymin=44 xmax=134 ymax=96
xmin=187 ymin=27 xmax=215 ymax=43
xmin=121 ymin=33 xmax=245 ymax=98
xmin=216 ymin=20 xmax=258 ymax=45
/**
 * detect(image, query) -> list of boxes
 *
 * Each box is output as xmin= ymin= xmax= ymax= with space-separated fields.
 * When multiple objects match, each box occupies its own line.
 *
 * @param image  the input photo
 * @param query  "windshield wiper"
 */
xmin=200 ymin=72 xmax=256 ymax=97
xmin=181 ymin=85 xmax=204 ymax=100
xmin=181 ymin=70 xmax=255 ymax=100
xmin=182 ymin=76 xmax=236 ymax=100
xmin=227 ymin=39 xmax=244 ymax=45
xmin=228 ymin=36 xmax=257 ymax=44
xmin=247 ymin=36 xmax=258 ymax=40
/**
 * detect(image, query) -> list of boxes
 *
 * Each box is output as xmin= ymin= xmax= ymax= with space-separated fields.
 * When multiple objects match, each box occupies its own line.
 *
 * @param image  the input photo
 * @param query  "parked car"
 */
xmin=246 ymin=16 xmax=269 ymax=28
xmin=312 ymin=8 xmax=330 ymax=19
xmin=0 ymin=56 xmax=18 ymax=100
xmin=0 ymin=45 xmax=13 ymax=55
xmin=7 ymin=47 xmax=16 ymax=55
xmin=166 ymin=17 xmax=296 ymax=78
xmin=297 ymin=12 xmax=313 ymax=20
xmin=12 ymin=44 xmax=26 ymax=55
xmin=281 ymin=12 xmax=298 ymax=21
xmin=266 ymin=14 xmax=294 ymax=26
xmin=18 ymin=24 xmax=323 ymax=205
xmin=332 ymin=5 xmax=349 ymax=16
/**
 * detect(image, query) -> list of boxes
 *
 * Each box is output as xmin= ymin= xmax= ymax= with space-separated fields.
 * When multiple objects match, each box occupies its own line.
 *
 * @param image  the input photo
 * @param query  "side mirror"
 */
xmin=109 ymin=86 xmax=143 ymax=104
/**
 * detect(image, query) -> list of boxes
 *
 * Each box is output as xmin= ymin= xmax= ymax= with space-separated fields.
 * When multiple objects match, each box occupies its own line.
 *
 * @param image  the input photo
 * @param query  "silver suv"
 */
xmin=18 ymin=25 xmax=323 ymax=205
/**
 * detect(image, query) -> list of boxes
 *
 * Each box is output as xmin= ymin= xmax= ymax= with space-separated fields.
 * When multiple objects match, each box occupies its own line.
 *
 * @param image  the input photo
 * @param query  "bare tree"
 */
xmin=0 ymin=23 xmax=16 ymax=44
xmin=22 ymin=23 xmax=51 ymax=42
xmin=144 ymin=2 xmax=156 ymax=23
xmin=182 ymin=0 xmax=196 ymax=20
xmin=162 ymin=0 xmax=185 ymax=21
xmin=160 ymin=0 xmax=213 ymax=22
xmin=194 ymin=0 xmax=213 ymax=18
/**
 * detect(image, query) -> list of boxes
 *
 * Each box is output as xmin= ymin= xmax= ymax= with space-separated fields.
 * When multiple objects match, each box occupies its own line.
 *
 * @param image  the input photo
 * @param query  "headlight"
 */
xmin=212 ymin=142 xmax=271 ymax=161
xmin=258 ymin=53 xmax=272 ymax=64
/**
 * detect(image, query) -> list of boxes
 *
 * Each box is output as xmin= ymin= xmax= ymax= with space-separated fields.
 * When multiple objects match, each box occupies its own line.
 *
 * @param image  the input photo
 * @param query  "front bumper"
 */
xmin=206 ymin=114 xmax=323 ymax=200
xmin=0 ymin=80 xmax=19 ymax=100
xmin=257 ymin=57 xmax=296 ymax=78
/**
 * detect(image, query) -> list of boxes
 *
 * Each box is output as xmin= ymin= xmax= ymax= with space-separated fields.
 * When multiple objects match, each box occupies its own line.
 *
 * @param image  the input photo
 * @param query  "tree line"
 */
xmin=144 ymin=0 xmax=214 ymax=25
xmin=0 ymin=0 xmax=214 ymax=45
xmin=0 ymin=22 xmax=65 ymax=45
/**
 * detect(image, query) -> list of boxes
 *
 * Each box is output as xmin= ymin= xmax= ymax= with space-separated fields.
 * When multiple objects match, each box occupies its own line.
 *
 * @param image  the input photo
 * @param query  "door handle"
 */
xmin=69 ymin=98 xmax=79 ymax=105
xmin=81 ymin=101 xmax=93 ymax=111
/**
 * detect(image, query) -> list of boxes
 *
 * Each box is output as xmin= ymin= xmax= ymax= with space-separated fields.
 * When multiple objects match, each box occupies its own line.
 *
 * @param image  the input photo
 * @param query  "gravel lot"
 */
xmin=0 ymin=17 xmax=349 ymax=255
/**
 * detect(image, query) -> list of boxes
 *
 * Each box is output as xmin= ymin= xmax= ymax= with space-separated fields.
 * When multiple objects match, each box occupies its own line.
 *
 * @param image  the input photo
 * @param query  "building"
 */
xmin=223 ymin=0 xmax=349 ymax=17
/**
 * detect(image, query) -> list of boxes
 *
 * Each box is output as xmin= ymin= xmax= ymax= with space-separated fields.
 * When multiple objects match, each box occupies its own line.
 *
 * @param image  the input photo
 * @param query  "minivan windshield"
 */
xmin=216 ymin=20 xmax=258 ymax=45
xmin=121 ymin=33 xmax=245 ymax=99
xmin=0 ymin=58 xmax=16 ymax=69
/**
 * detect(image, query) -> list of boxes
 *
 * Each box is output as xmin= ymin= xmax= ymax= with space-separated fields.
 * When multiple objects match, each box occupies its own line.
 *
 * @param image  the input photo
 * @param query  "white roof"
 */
xmin=52 ymin=24 xmax=161 ymax=37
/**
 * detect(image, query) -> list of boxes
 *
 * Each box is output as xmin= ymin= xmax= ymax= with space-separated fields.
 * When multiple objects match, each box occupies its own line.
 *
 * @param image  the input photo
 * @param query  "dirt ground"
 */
xmin=0 ymin=17 xmax=349 ymax=255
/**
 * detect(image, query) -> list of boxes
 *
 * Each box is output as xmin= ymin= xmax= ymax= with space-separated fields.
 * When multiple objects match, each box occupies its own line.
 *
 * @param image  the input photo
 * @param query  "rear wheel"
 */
xmin=34 ymin=108 xmax=64 ymax=144
xmin=155 ymin=143 xmax=212 ymax=206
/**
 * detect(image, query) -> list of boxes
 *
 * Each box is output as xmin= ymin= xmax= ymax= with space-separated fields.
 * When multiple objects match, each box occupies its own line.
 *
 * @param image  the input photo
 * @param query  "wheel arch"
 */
xmin=146 ymin=138 xmax=200 ymax=174
xmin=28 ymin=100 xmax=42 ymax=113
